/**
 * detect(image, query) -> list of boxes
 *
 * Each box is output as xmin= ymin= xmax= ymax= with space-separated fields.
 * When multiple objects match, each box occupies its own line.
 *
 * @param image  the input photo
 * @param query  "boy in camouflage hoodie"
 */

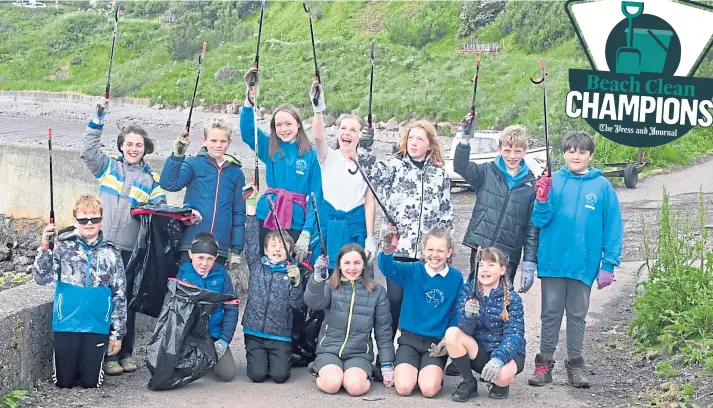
xmin=33 ymin=194 xmax=127 ymax=389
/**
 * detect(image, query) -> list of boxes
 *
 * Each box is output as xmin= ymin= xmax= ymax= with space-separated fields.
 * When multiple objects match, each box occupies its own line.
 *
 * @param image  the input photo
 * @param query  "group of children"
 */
xmin=31 ymin=68 xmax=623 ymax=401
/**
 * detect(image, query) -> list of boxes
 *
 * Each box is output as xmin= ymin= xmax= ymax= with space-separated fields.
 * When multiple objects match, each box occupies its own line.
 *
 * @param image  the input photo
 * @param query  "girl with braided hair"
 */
xmin=443 ymin=247 xmax=526 ymax=401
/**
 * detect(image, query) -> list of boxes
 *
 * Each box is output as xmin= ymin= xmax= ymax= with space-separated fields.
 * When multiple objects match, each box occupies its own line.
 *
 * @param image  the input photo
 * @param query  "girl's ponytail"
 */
xmin=500 ymin=275 xmax=511 ymax=321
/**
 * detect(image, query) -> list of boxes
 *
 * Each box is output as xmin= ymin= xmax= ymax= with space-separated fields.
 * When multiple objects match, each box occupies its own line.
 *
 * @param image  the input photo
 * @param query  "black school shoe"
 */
xmin=451 ymin=380 xmax=478 ymax=402
xmin=488 ymin=384 xmax=510 ymax=399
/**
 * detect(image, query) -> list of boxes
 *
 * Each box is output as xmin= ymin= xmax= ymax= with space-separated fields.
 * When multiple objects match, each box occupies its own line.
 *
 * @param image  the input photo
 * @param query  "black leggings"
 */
xmin=385 ymin=256 xmax=420 ymax=338
xmin=54 ymin=332 xmax=109 ymax=389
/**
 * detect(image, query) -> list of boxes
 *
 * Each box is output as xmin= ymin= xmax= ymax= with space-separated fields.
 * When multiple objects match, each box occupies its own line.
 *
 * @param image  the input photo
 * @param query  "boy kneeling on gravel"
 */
xmin=33 ymin=194 xmax=127 ymax=389
xmin=528 ymin=131 xmax=623 ymax=388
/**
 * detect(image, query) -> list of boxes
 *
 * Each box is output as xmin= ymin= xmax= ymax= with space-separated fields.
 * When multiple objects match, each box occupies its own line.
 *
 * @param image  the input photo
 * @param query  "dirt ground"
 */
xmin=2 ymin=97 xmax=712 ymax=408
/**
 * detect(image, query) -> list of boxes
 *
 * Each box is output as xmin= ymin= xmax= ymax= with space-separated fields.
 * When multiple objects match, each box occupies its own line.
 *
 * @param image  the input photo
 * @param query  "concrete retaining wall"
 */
xmin=0 ymin=283 xmax=54 ymax=395
xmin=0 ymin=91 xmax=151 ymax=108
xmin=0 ymin=142 xmax=184 ymax=225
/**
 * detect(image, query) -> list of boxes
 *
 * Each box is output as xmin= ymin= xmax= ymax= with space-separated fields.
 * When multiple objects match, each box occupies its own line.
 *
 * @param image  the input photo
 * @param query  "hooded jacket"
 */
xmin=453 ymin=143 xmax=538 ymax=266
xmin=531 ymin=165 xmax=624 ymax=286
xmin=241 ymin=215 xmax=305 ymax=342
xmin=80 ymin=122 xmax=166 ymax=252
xmin=175 ymin=262 xmax=239 ymax=343
xmin=33 ymin=229 xmax=127 ymax=340
xmin=456 ymin=279 xmax=526 ymax=364
xmin=357 ymin=149 xmax=453 ymax=259
xmin=304 ymin=276 xmax=394 ymax=363
xmin=159 ymin=147 xmax=246 ymax=257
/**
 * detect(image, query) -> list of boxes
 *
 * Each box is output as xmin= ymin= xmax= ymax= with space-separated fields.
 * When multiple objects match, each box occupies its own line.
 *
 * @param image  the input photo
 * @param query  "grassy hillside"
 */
xmin=1 ymin=1 xmax=712 ymax=168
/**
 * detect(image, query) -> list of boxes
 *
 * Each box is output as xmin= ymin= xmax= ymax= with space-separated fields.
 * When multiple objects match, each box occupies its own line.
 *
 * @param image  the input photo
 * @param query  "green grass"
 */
xmin=1 ymin=1 xmax=712 ymax=167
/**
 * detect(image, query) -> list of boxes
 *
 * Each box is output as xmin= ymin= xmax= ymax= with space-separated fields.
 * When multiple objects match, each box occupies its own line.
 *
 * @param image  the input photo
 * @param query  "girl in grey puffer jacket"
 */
xmin=304 ymin=244 xmax=394 ymax=397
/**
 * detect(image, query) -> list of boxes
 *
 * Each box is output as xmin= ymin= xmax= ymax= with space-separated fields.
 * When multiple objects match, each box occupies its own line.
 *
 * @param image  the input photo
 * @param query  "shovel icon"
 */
xmin=616 ymin=1 xmax=645 ymax=75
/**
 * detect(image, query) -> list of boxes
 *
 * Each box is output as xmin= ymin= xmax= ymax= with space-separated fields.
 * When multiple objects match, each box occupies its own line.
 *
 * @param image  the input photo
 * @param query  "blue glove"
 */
xmin=94 ymin=99 xmax=109 ymax=122
xmin=480 ymin=358 xmax=504 ymax=382
xmin=519 ymin=261 xmax=536 ymax=294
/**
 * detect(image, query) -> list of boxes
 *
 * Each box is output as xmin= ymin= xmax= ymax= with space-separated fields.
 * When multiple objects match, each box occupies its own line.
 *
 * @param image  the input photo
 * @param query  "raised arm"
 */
xmin=239 ymin=104 xmax=270 ymax=164
xmin=453 ymin=142 xmax=487 ymax=190
xmin=158 ymin=155 xmax=195 ymax=192
xmin=377 ymin=252 xmax=416 ymax=288
xmin=80 ymin=120 xmax=112 ymax=179
xmin=244 ymin=198 xmax=264 ymax=274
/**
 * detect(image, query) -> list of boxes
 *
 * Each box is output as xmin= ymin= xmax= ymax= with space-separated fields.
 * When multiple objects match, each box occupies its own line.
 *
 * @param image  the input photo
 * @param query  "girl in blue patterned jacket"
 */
xmin=444 ymin=247 xmax=525 ymax=402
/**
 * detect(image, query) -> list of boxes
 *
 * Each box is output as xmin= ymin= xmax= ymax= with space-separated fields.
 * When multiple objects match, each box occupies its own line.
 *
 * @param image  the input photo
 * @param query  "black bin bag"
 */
xmin=127 ymin=203 xmax=193 ymax=318
xmin=146 ymin=278 xmax=238 ymax=391
xmin=290 ymin=260 xmax=325 ymax=367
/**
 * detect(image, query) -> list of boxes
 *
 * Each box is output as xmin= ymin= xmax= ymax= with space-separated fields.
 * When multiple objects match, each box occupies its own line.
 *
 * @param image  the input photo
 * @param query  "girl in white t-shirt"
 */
xmin=309 ymin=82 xmax=376 ymax=271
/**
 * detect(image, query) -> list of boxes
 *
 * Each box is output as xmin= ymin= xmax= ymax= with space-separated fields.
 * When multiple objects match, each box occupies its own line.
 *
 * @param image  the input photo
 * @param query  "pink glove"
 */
xmin=535 ymin=176 xmax=552 ymax=202
xmin=596 ymin=270 xmax=614 ymax=289
xmin=381 ymin=363 xmax=394 ymax=387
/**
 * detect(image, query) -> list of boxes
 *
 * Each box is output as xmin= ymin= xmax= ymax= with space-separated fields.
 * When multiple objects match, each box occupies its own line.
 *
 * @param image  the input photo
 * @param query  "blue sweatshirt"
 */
xmin=239 ymin=105 xmax=321 ymax=235
xmin=176 ymin=262 xmax=239 ymax=343
xmin=531 ymin=165 xmax=624 ymax=287
xmin=495 ymin=155 xmax=530 ymax=191
xmin=378 ymin=253 xmax=462 ymax=339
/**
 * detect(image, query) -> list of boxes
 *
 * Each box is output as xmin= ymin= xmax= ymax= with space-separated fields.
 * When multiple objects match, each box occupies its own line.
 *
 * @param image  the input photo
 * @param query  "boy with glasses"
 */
xmin=33 ymin=194 xmax=127 ymax=389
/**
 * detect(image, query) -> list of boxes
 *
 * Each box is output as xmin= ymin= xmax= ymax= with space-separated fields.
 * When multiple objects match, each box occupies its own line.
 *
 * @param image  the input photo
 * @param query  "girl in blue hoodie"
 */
xmin=528 ymin=131 xmax=623 ymax=389
xmin=240 ymin=69 xmax=322 ymax=263
xmin=176 ymin=232 xmax=239 ymax=382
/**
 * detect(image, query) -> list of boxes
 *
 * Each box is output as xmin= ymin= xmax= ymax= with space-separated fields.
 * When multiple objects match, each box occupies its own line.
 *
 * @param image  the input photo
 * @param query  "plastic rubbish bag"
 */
xmin=146 ymin=278 xmax=237 ymax=390
xmin=290 ymin=260 xmax=325 ymax=367
xmin=127 ymin=203 xmax=192 ymax=318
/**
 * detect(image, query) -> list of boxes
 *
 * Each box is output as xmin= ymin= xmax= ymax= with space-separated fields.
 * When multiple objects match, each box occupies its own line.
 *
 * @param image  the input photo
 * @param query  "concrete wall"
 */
xmin=0 ymin=91 xmax=151 ymax=108
xmin=0 ymin=283 xmax=54 ymax=395
xmin=0 ymin=142 xmax=184 ymax=225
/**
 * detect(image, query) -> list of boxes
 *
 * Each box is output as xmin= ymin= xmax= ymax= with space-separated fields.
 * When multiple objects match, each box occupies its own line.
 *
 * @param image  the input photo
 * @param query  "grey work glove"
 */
xmin=309 ymin=81 xmax=326 ymax=114
xmin=519 ymin=261 xmax=536 ymax=293
xmin=214 ymin=339 xmax=228 ymax=360
xmin=480 ymin=358 xmax=504 ymax=382
xmin=294 ymin=231 xmax=311 ymax=262
xmin=428 ymin=340 xmax=447 ymax=358
xmin=359 ymin=126 xmax=374 ymax=148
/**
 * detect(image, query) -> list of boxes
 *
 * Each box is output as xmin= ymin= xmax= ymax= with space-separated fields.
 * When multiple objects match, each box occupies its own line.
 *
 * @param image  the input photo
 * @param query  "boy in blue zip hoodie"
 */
xmin=161 ymin=117 xmax=246 ymax=267
xmin=33 ymin=194 xmax=127 ymax=389
xmin=241 ymin=186 xmax=305 ymax=384
xmin=528 ymin=131 xmax=623 ymax=389
xmin=176 ymin=232 xmax=239 ymax=382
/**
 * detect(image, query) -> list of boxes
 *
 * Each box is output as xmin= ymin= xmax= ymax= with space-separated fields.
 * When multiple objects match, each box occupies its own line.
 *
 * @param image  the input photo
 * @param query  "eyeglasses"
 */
xmin=76 ymin=217 xmax=102 ymax=225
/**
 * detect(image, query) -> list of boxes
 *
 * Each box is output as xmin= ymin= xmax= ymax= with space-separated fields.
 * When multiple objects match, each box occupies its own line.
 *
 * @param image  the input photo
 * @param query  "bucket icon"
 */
xmin=623 ymin=28 xmax=673 ymax=74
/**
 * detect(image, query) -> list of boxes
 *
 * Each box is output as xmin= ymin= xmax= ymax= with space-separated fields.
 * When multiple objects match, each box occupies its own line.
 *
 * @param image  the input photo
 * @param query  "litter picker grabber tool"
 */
xmin=347 ymin=157 xmax=398 ymax=250
xmin=267 ymin=196 xmax=294 ymax=265
xmin=244 ymin=0 xmax=266 ymax=196
xmin=98 ymin=2 xmax=120 ymax=118
xmin=470 ymin=57 xmax=481 ymax=117
xmin=530 ymin=58 xmax=551 ymax=177
xmin=310 ymin=193 xmax=326 ymax=258
xmin=303 ymin=0 xmax=321 ymax=106
xmin=367 ymin=39 xmax=376 ymax=129
xmin=469 ymin=246 xmax=482 ymax=297
xmin=184 ymin=41 xmax=207 ymax=137
xmin=48 ymin=128 xmax=55 ymax=250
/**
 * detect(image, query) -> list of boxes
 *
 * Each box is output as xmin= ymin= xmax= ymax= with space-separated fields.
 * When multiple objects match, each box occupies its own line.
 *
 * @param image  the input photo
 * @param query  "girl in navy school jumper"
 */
xmin=378 ymin=226 xmax=463 ymax=399
xmin=444 ymin=247 xmax=526 ymax=402
xmin=240 ymin=68 xmax=322 ymax=263
xmin=160 ymin=117 xmax=246 ymax=266
xmin=309 ymin=82 xmax=377 ymax=270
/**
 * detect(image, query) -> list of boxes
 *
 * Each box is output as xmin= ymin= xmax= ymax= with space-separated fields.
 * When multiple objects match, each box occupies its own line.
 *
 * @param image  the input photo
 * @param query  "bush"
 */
xmin=629 ymin=190 xmax=713 ymax=366
xmin=387 ymin=3 xmax=449 ymax=49
xmin=497 ymin=1 xmax=573 ymax=53
xmin=458 ymin=0 xmax=505 ymax=38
